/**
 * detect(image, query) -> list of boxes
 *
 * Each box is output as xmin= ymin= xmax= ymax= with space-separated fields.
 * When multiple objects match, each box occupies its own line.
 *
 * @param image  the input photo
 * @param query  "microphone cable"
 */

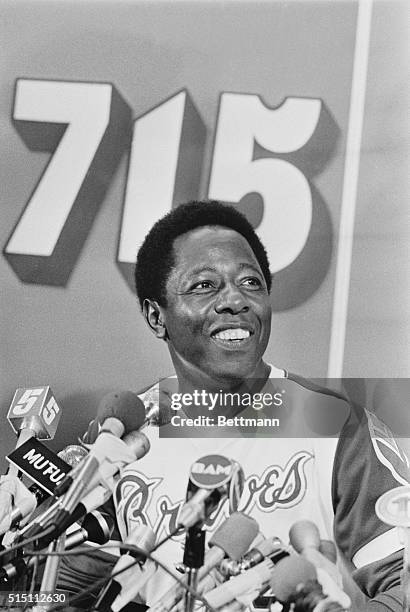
xmin=2 ymin=511 xmax=221 ymax=611
xmin=0 ymin=524 xmax=56 ymax=561
xmin=26 ymin=537 xmax=218 ymax=612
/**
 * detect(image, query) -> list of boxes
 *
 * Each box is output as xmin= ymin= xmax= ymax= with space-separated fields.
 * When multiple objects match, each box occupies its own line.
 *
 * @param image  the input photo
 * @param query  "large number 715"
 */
xmin=4 ymin=78 xmax=322 ymax=295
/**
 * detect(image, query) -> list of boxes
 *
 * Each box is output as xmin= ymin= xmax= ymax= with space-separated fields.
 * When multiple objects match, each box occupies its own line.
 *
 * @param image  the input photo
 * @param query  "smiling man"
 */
xmin=59 ymin=200 xmax=406 ymax=610
xmin=130 ymin=201 xmax=406 ymax=609
xmin=138 ymin=205 xmax=273 ymax=391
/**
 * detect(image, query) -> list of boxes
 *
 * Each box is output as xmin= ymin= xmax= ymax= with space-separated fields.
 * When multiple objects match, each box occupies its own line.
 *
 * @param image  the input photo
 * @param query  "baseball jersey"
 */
xmin=58 ymin=368 xmax=408 ymax=610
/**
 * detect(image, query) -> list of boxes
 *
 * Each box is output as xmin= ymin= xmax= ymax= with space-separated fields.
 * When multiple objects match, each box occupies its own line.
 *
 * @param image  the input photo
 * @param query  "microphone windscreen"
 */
xmin=58 ymin=445 xmax=88 ymax=467
xmin=289 ymin=520 xmax=321 ymax=552
xmin=269 ymin=555 xmax=316 ymax=602
xmin=122 ymin=430 xmax=150 ymax=460
xmin=98 ymin=391 xmax=146 ymax=434
xmin=319 ymin=539 xmax=337 ymax=564
xmin=209 ymin=512 xmax=259 ymax=560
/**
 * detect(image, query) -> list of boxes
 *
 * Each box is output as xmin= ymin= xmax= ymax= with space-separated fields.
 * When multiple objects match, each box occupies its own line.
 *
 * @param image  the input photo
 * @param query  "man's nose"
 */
xmin=214 ymin=284 xmax=249 ymax=314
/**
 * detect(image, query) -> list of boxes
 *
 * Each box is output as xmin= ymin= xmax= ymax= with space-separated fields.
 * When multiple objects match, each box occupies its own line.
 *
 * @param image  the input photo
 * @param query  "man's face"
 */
xmin=160 ymin=226 xmax=272 ymax=385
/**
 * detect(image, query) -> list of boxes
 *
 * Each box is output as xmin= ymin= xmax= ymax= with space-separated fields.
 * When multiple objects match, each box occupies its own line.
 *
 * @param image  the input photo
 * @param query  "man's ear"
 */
xmin=142 ymin=299 xmax=167 ymax=340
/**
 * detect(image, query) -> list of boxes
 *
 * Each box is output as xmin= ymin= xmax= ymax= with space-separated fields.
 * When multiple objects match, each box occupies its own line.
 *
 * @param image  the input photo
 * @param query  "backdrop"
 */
xmin=1 ymin=0 xmax=409 ymax=467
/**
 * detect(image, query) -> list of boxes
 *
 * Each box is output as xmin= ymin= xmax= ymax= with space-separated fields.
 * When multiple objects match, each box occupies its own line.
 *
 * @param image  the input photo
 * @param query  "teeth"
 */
xmin=214 ymin=328 xmax=250 ymax=341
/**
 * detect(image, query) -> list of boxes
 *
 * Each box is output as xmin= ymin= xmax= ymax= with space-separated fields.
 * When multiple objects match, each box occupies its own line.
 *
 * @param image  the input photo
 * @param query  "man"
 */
xmin=60 ymin=200 xmax=406 ymax=610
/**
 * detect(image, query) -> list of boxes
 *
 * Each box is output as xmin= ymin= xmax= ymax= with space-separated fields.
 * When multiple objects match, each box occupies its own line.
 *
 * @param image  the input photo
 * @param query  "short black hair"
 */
xmin=135 ymin=200 xmax=272 ymax=308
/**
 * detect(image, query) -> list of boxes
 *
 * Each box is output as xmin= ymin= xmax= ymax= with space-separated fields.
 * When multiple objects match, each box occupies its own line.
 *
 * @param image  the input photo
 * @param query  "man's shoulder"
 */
xmin=135 ymin=376 xmax=177 ymax=427
xmin=136 ymin=375 xmax=175 ymax=396
xmin=286 ymin=371 xmax=350 ymax=403
xmin=136 ymin=380 xmax=158 ymax=401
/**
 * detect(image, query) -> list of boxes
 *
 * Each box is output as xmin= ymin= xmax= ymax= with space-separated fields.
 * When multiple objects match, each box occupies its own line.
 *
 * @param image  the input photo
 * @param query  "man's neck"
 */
xmin=174 ymin=360 xmax=270 ymax=392
xmin=171 ymin=360 xmax=272 ymax=418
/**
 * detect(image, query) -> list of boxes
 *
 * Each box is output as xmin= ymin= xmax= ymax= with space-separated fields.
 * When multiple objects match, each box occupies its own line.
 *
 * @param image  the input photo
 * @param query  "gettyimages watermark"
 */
xmin=169 ymin=388 xmax=283 ymax=429
xmin=149 ymin=378 xmax=410 ymax=440
xmin=170 ymin=388 xmax=284 ymax=411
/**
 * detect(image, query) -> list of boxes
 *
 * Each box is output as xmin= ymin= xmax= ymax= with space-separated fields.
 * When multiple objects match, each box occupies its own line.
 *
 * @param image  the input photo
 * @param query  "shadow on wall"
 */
xmin=47 ymin=390 xmax=108 ymax=455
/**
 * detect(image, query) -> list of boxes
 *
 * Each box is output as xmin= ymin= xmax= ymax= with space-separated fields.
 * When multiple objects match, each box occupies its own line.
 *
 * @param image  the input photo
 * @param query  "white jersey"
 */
xmin=113 ymin=367 xmax=340 ymax=607
xmin=57 ymin=368 xmax=408 ymax=610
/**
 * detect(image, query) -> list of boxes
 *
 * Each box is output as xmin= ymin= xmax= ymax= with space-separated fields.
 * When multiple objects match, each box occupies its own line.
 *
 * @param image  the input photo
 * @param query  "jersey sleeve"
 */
xmin=332 ymin=403 xmax=409 ymax=607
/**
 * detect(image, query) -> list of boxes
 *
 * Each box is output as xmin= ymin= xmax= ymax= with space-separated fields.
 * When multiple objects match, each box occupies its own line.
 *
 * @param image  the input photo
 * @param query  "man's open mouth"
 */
xmin=211 ymin=328 xmax=252 ymax=345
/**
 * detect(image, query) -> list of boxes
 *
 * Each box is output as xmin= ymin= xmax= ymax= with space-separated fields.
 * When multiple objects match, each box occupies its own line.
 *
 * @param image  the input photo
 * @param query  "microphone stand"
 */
xmin=183 ymin=526 xmax=205 ymax=612
xmin=32 ymin=532 xmax=66 ymax=611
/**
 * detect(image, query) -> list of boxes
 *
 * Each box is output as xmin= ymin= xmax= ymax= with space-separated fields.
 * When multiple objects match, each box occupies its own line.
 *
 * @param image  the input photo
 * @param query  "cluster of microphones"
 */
xmin=2 ymin=384 xmax=404 ymax=611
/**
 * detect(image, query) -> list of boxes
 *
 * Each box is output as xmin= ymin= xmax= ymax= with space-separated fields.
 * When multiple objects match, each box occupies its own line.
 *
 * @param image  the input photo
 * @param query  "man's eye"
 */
xmin=241 ymin=277 xmax=262 ymax=288
xmin=191 ymin=280 xmax=214 ymax=290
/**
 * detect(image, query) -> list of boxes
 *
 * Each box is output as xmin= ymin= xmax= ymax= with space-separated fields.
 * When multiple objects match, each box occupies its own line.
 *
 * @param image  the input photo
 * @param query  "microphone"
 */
xmin=150 ymin=512 xmax=259 ymax=612
xmin=20 ymin=431 xmax=150 ymax=547
xmin=0 ymin=511 xmax=114 ymax=584
xmin=93 ymin=524 xmax=156 ymax=612
xmin=199 ymin=513 xmax=259 ymax=579
xmin=58 ymin=445 xmax=89 ymax=468
xmin=219 ymin=535 xmax=288 ymax=577
xmin=42 ymin=431 xmax=150 ymax=545
xmin=178 ymin=455 xmax=244 ymax=529
xmin=319 ymin=539 xmax=337 ymax=564
xmin=7 ymin=386 xmax=62 ymax=449
xmin=68 ymin=509 xmax=115 ymax=546
xmin=9 ymin=445 xmax=87 ymax=524
xmin=5 ymin=386 xmax=62 ymax=481
xmin=26 ymin=432 xmax=150 ymax=547
xmin=80 ymin=391 xmax=146 ymax=444
xmin=289 ymin=522 xmax=350 ymax=608
xmin=17 ymin=473 xmax=116 ymax=546
xmin=204 ymin=558 xmax=275 ymax=609
xmin=180 ymin=456 xmax=245 ymax=612
xmin=269 ymin=555 xmax=348 ymax=612
xmin=55 ymin=391 xmax=146 ymax=496
xmin=2 ymin=444 xmax=88 ymax=537
xmin=37 ymin=444 xmax=88 ymax=500
xmin=2 ymin=393 xmax=85 ymax=536
xmin=289 ymin=521 xmax=341 ymax=584
xmin=0 ymin=478 xmax=37 ymax=536
xmin=4 ymin=445 xmax=86 ymax=541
